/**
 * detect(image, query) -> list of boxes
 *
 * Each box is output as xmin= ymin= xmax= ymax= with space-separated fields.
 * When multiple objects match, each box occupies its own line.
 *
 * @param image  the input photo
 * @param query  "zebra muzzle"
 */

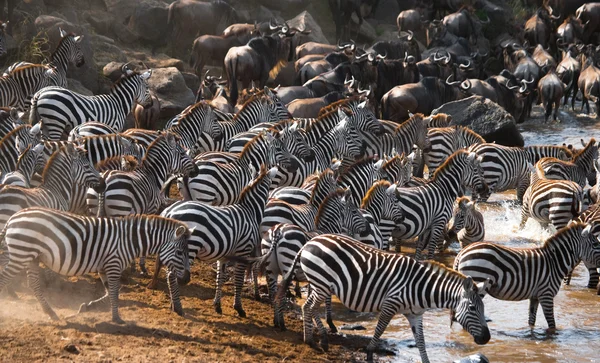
xmin=177 ymin=270 xmax=191 ymax=286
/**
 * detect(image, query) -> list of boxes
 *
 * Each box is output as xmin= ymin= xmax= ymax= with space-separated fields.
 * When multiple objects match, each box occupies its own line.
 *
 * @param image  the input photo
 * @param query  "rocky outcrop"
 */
xmin=287 ymin=11 xmax=329 ymax=45
xmin=146 ymin=67 xmax=195 ymax=119
xmin=431 ymin=95 xmax=524 ymax=147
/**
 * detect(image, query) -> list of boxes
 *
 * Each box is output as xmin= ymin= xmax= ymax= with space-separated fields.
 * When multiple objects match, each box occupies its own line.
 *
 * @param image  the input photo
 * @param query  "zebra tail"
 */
xmin=227 ymin=56 xmax=239 ymax=106
xmin=275 ymin=246 xmax=303 ymax=304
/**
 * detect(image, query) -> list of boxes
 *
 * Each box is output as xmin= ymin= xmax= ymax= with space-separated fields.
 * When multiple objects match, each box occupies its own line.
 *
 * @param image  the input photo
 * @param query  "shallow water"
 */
xmin=330 ymin=106 xmax=600 ymax=362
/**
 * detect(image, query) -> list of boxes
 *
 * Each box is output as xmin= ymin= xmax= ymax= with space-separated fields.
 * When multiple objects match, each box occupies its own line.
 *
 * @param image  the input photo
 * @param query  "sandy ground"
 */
xmin=0 ymin=260 xmax=384 ymax=362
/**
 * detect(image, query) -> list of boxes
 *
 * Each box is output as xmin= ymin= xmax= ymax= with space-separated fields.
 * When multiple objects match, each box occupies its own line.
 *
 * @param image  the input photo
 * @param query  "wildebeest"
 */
xmin=578 ymin=58 xmax=600 ymax=116
xmin=531 ymin=44 xmax=556 ymax=71
xmin=556 ymin=45 xmax=581 ymax=109
xmin=417 ymin=51 xmax=453 ymax=79
xmin=369 ymin=31 xmax=421 ymax=61
xmin=168 ymin=0 xmax=238 ymax=49
xmin=557 ymin=15 xmax=584 ymax=44
xmin=297 ymin=50 xmax=354 ymax=85
xmin=442 ymin=6 xmax=488 ymax=42
xmin=225 ymin=26 xmax=309 ymax=106
xmin=576 ymin=2 xmax=600 ymax=42
xmin=537 ymin=69 xmax=564 ymax=121
xmin=380 ymin=76 xmax=466 ymax=121
xmin=524 ymin=2 xmax=560 ymax=49
xmin=397 ymin=9 xmax=423 ymax=34
xmin=133 ymin=93 xmax=161 ymax=130
xmin=287 ymin=91 xmax=345 ymax=118
xmin=296 ymin=41 xmax=354 ymax=59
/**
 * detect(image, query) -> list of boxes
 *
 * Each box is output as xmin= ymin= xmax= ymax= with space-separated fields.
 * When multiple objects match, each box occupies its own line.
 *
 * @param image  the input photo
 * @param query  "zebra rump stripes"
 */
xmin=0 ymin=207 xmax=192 ymax=323
xmin=277 ymin=234 xmax=490 ymax=363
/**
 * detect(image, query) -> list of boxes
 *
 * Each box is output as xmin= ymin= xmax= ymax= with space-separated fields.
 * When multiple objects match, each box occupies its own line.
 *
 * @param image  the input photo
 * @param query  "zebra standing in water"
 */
xmin=536 ymin=139 xmax=598 ymax=188
xmin=30 ymin=67 xmax=152 ymax=140
xmin=0 ymin=207 xmax=192 ymax=323
xmin=424 ymin=126 xmax=485 ymax=175
xmin=392 ymin=150 xmax=489 ymax=259
xmin=5 ymin=28 xmax=85 ymax=87
xmin=455 ymin=222 xmax=600 ymax=330
xmin=161 ymin=166 xmax=279 ymax=318
xmin=444 ymin=196 xmax=485 ymax=249
xmin=567 ymin=203 xmax=600 ymax=290
xmin=277 ymin=234 xmax=490 ymax=363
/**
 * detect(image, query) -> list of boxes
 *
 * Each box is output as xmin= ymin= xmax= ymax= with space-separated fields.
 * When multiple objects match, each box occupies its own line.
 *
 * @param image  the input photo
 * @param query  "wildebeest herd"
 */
xmin=1 ymin=0 xmax=600 ymax=362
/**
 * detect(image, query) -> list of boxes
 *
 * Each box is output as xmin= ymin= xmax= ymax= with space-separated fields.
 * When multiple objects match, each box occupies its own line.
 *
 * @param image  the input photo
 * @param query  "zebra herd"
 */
xmin=0 ymin=34 xmax=599 ymax=361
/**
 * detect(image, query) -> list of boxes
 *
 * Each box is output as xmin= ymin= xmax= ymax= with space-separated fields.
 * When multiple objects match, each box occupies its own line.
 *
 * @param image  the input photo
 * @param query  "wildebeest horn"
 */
xmin=519 ymin=83 xmax=527 ymax=93
xmin=344 ymin=74 xmax=356 ymax=86
xmin=505 ymin=81 xmax=519 ymax=90
xmin=522 ymin=77 xmax=534 ymax=84
xmin=269 ymin=18 xmax=279 ymax=30
xmin=204 ymin=69 xmax=210 ymax=80
xmin=433 ymin=51 xmax=444 ymax=62
xmin=355 ymin=52 xmax=368 ymax=60
xmin=432 ymin=19 xmax=441 ymax=25
xmin=460 ymin=79 xmax=472 ymax=90
xmin=406 ymin=55 xmax=416 ymax=64
xmin=406 ymin=30 xmax=414 ymax=41
xmin=459 ymin=60 xmax=471 ymax=69
xmin=480 ymin=14 xmax=491 ymax=24
xmin=444 ymin=50 xmax=451 ymax=65
xmin=376 ymin=52 xmax=387 ymax=60
xmin=368 ymin=52 xmax=375 ymax=62
xmin=547 ymin=5 xmax=561 ymax=19
xmin=446 ymin=74 xmax=461 ymax=85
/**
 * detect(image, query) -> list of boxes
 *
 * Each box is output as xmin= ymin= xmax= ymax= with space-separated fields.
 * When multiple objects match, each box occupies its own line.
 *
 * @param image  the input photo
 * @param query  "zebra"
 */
xmin=360 ymin=180 xmax=405 ymax=249
xmin=392 ymin=150 xmax=489 ymax=259
xmin=424 ymin=126 xmax=485 ymax=175
xmin=68 ymin=122 xmax=117 ymax=141
xmin=277 ymin=233 xmax=490 ymax=363
xmin=0 ymin=64 xmax=60 ymax=111
xmin=0 ymin=207 xmax=192 ymax=323
xmin=5 ymin=28 xmax=84 ymax=87
xmin=0 ymin=107 xmax=21 ymax=139
xmin=0 ymin=143 xmax=45 ymax=187
xmin=160 ymin=166 xmax=279 ymax=318
xmin=121 ymin=129 xmax=161 ymax=149
xmin=180 ymin=130 xmax=300 ymax=205
xmin=524 ymin=144 xmax=573 ymax=165
xmin=74 ymin=134 xmax=144 ymax=166
xmin=30 ymin=67 xmax=152 ymax=140
xmin=0 ymin=143 xmax=102 ymax=231
xmin=454 ymin=221 xmax=600 ymax=330
xmin=536 ymin=139 xmax=598 ymax=188
xmin=0 ymin=122 xmax=41 ymax=176
xmin=444 ymin=196 xmax=485 ymax=249
xmin=520 ymin=162 xmax=583 ymax=230
xmin=566 ymin=202 xmax=600 ymax=290
xmin=360 ymin=113 xmax=430 ymax=160
xmin=424 ymin=113 xmax=452 ymax=128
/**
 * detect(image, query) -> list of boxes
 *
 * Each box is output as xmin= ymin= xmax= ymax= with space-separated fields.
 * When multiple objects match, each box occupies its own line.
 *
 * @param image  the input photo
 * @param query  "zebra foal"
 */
xmin=455 ymin=222 xmax=600 ymax=330
xmin=0 ymin=207 xmax=192 ymax=323
xmin=444 ymin=196 xmax=485 ymax=249
xmin=277 ymin=234 xmax=490 ymax=363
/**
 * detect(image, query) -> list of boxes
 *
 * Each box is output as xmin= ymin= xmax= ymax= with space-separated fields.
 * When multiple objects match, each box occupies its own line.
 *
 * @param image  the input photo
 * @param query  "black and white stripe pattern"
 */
xmin=68 ymin=122 xmax=117 ymax=141
xmin=393 ymin=150 xmax=489 ymax=259
xmin=424 ymin=126 xmax=485 ymax=175
xmin=445 ymin=196 xmax=485 ymax=249
xmin=455 ymin=222 xmax=600 ymax=329
xmin=524 ymin=144 xmax=573 ymax=165
xmin=0 ymin=107 xmax=22 ymax=139
xmin=359 ymin=180 xmax=405 ymax=249
xmin=30 ymin=69 xmax=152 ymax=140
xmin=161 ymin=166 xmax=279 ymax=318
xmin=0 ymin=207 xmax=192 ymax=323
xmin=536 ymin=139 xmax=598 ymax=188
xmin=0 ymin=143 xmax=45 ymax=187
xmin=568 ymin=203 xmax=600 ymax=290
xmin=0 ymin=123 xmax=41 ymax=176
xmin=277 ymin=234 xmax=490 ymax=363
xmin=361 ymin=113 xmax=430 ymax=159
xmin=0 ymin=65 xmax=61 ymax=111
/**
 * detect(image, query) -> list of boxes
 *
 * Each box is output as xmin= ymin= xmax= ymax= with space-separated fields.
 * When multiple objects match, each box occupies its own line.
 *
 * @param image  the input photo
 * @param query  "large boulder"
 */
xmin=127 ymin=1 xmax=170 ymax=44
xmin=287 ymin=11 xmax=328 ymax=45
xmin=34 ymin=15 xmax=99 ymax=93
xmin=146 ymin=67 xmax=195 ymax=120
xmin=431 ymin=96 xmax=524 ymax=147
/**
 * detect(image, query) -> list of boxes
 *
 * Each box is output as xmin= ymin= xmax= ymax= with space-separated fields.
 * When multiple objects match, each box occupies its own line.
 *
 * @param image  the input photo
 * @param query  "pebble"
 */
xmin=339 ymin=324 xmax=366 ymax=331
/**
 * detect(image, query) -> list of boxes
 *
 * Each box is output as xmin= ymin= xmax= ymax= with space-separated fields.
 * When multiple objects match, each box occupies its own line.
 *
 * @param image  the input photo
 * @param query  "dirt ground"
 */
xmin=0 ymin=260 xmax=384 ymax=363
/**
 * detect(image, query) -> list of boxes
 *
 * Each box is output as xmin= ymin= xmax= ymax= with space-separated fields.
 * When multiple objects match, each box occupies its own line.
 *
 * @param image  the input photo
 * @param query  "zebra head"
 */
xmin=14 ymin=122 xmax=41 ymax=155
xmin=577 ymin=223 xmax=600 ymax=269
xmin=452 ymin=276 xmax=491 ymax=345
xmin=348 ymin=100 xmax=384 ymax=136
xmin=264 ymin=86 xmax=291 ymax=120
xmin=68 ymin=143 xmax=103 ymax=189
xmin=202 ymin=106 xmax=224 ymax=142
xmin=334 ymin=114 xmax=366 ymax=161
xmin=279 ymin=121 xmax=315 ymax=162
xmin=131 ymin=69 xmax=153 ymax=109
xmin=160 ymin=223 xmax=193 ymax=286
xmin=465 ymin=152 xmax=490 ymax=199
xmin=118 ymin=136 xmax=144 ymax=163
xmin=266 ymin=131 xmax=300 ymax=173
xmin=341 ymin=189 xmax=369 ymax=235
xmin=165 ymin=133 xmax=199 ymax=178
xmin=446 ymin=197 xmax=475 ymax=243
xmin=0 ymin=22 xmax=7 ymax=58
xmin=59 ymin=28 xmax=85 ymax=67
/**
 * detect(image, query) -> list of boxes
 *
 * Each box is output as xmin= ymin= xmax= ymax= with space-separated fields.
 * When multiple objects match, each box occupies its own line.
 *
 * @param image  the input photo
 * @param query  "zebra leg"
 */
xmin=167 ymin=268 xmax=184 ymax=317
xmin=539 ymin=296 xmax=556 ymax=332
xmin=106 ymin=271 xmax=125 ymax=324
xmin=564 ymin=270 xmax=573 ymax=285
xmin=138 ymin=256 xmax=149 ymax=276
xmin=251 ymin=263 xmax=260 ymax=301
xmin=302 ymin=289 xmax=326 ymax=350
xmin=325 ymin=295 xmax=337 ymax=333
xmin=294 ymin=280 xmax=302 ymax=298
xmin=78 ymin=272 xmax=110 ymax=314
xmin=519 ymin=207 xmax=529 ymax=230
xmin=214 ymin=260 xmax=224 ymax=314
xmin=366 ymin=299 xmax=400 ymax=362
xmin=147 ymin=256 xmax=162 ymax=290
xmin=589 ymin=268 xmax=600 ymax=290
xmin=426 ymin=223 xmax=445 ymax=260
xmin=0 ymin=257 xmax=27 ymax=299
xmin=528 ymin=297 xmax=538 ymax=328
xmin=27 ymin=263 xmax=59 ymax=321
xmin=405 ymin=313 xmax=430 ymax=363
xmin=233 ymin=262 xmax=247 ymax=318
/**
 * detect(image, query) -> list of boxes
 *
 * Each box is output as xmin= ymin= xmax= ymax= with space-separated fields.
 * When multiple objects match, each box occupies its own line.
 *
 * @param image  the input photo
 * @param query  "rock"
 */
xmin=431 ymin=95 xmax=524 ymax=147
xmin=181 ymin=72 xmax=200 ymax=94
xmin=83 ymin=10 xmax=116 ymax=38
xmin=127 ymin=1 xmax=170 ymax=44
xmin=16 ymin=0 xmax=46 ymax=16
xmin=63 ymin=344 xmax=80 ymax=354
xmin=453 ymin=353 xmax=490 ymax=363
xmin=104 ymin=0 xmax=168 ymax=25
xmin=34 ymin=15 xmax=99 ymax=93
xmin=92 ymin=37 xmax=128 ymax=70
xmin=287 ymin=11 xmax=329 ymax=45
xmin=339 ymin=324 xmax=366 ymax=331
xmin=349 ymin=14 xmax=378 ymax=43
xmin=256 ymin=0 xmax=309 ymax=12
xmin=144 ymin=55 xmax=185 ymax=72
xmin=103 ymin=62 xmax=126 ymax=83
xmin=146 ymin=67 xmax=195 ymax=119
xmin=67 ymin=78 xmax=93 ymax=96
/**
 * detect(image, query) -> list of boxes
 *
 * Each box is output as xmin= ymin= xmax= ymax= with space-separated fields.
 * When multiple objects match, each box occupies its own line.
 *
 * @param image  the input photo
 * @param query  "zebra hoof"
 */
xmin=112 ymin=317 xmax=126 ymax=325
xmin=366 ymin=350 xmax=374 ymax=362
xmin=214 ymin=304 xmax=222 ymax=315
xmin=320 ymin=338 xmax=329 ymax=352
xmin=48 ymin=312 xmax=60 ymax=321
xmin=235 ymin=307 xmax=247 ymax=318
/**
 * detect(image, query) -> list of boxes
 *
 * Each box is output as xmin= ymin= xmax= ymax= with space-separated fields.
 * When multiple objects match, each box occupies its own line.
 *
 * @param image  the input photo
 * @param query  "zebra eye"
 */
xmin=176 ymin=249 xmax=184 ymax=256
xmin=468 ymin=304 xmax=476 ymax=312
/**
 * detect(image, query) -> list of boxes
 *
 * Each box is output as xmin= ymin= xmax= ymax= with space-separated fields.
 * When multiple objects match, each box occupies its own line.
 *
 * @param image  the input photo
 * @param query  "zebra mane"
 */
xmin=240 ymin=130 xmax=270 ymax=157
xmin=573 ymin=138 xmax=597 ymax=162
xmin=305 ymin=107 xmax=340 ymax=134
xmin=5 ymin=64 xmax=49 ymax=76
xmin=337 ymin=156 xmax=378 ymax=179
xmin=41 ymin=144 xmax=72 ymax=179
xmin=309 ymin=168 xmax=336 ymax=205
xmin=361 ymin=180 xmax=392 ymax=208
xmin=393 ymin=112 xmax=424 ymax=134
xmin=314 ymin=189 xmax=347 ymax=227
xmin=142 ymin=133 xmax=175 ymax=163
xmin=112 ymin=70 xmax=143 ymax=90
xmin=318 ymin=98 xmax=355 ymax=117
xmin=457 ymin=126 xmax=485 ymax=143
xmin=382 ymin=153 xmax=403 ymax=169
xmin=238 ymin=164 xmax=269 ymax=201
xmin=50 ymin=32 xmax=77 ymax=61
xmin=234 ymin=89 xmax=268 ymax=114
xmin=427 ymin=113 xmax=452 ymax=127
xmin=0 ymin=124 xmax=29 ymax=147
xmin=431 ymin=149 xmax=467 ymax=180
xmin=94 ymin=154 xmax=138 ymax=172
xmin=543 ymin=221 xmax=587 ymax=248
xmin=421 ymin=260 xmax=469 ymax=282
xmin=176 ymin=100 xmax=212 ymax=120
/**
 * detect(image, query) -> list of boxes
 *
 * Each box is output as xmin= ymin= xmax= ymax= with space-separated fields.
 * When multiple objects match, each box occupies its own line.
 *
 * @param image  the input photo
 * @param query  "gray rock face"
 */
xmin=67 ymin=78 xmax=93 ymax=96
xmin=146 ymin=67 xmax=195 ymax=119
xmin=127 ymin=1 xmax=170 ymax=44
xmin=287 ymin=11 xmax=329 ymax=45
xmin=432 ymin=95 xmax=524 ymax=147
xmin=34 ymin=15 xmax=99 ymax=93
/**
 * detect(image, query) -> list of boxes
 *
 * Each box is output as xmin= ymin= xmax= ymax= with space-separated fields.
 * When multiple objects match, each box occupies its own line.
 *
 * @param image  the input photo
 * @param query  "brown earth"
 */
xmin=0 ymin=260 xmax=382 ymax=362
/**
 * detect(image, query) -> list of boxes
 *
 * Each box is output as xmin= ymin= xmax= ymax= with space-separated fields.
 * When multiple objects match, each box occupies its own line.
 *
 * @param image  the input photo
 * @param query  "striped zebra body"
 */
xmin=0 ymin=143 xmax=45 ymax=187
xmin=359 ymin=181 xmax=405 ymax=249
xmin=445 ymin=196 xmax=485 ymax=249
xmin=524 ymin=144 xmax=573 ymax=165
xmin=268 ymin=164 xmax=337 ymax=205
xmin=0 ymin=123 xmax=41 ymax=176
xmin=424 ymin=126 xmax=485 ymax=174
xmin=165 ymin=101 xmax=223 ymax=150
xmin=0 ymin=207 xmax=191 ymax=323
xmin=361 ymin=113 xmax=429 ymax=159
xmin=95 ymin=155 xmax=139 ymax=173
xmin=76 ymin=134 xmax=144 ymax=166
xmin=569 ymin=203 xmax=600 ymax=290
xmin=454 ymin=222 xmax=600 ymax=329
xmin=468 ymin=143 xmax=530 ymax=202
xmin=0 ymin=65 xmax=61 ymax=111
xmin=520 ymin=163 xmax=583 ymax=229
xmin=0 ymin=107 xmax=21 ymax=139
xmin=88 ymin=133 xmax=197 ymax=217
xmin=161 ymin=166 xmax=278 ymax=317
xmin=536 ymin=139 xmax=598 ymax=188
xmin=31 ymin=69 xmax=152 ymax=140
xmin=0 ymin=144 xmax=102 ymax=230
xmin=277 ymin=234 xmax=490 ymax=363
xmin=68 ymin=122 xmax=117 ymax=140
xmin=392 ymin=150 xmax=488 ymax=260
xmin=121 ymin=129 xmax=160 ymax=149
xmin=425 ymin=113 xmax=452 ymax=128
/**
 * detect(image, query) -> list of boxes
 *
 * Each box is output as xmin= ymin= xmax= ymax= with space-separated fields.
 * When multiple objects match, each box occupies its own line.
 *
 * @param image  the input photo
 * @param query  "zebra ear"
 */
xmin=357 ymin=100 xmax=367 ymax=109
xmin=289 ymin=121 xmax=298 ymax=133
xmin=467 ymin=201 xmax=476 ymax=210
xmin=59 ymin=27 xmax=67 ymax=38
xmin=74 ymin=35 xmax=83 ymax=43
xmin=141 ymin=69 xmax=152 ymax=80
xmin=9 ymin=107 xmax=18 ymax=119
xmin=458 ymin=198 xmax=469 ymax=209
xmin=268 ymin=166 xmax=278 ymax=178
xmin=330 ymin=159 xmax=342 ymax=171
xmin=476 ymin=278 xmax=491 ymax=296
xmin=29 ymin=122 xmax=41 ymax=137
xmin=462 ymin=276 xmax=474 ymax=291
xmin=175 ymin=225 xmax=187 ymax=238
xmin=582 ymin=224 xmax=592 ymax=237
xmin=32 ymin=143 xmax=45 ymax=154
xmin=385 ymin=183 xmax=398 ymax=196
xmin=467 ymin=152 xmax=477 ymax=162
xmin=374 ymin=159 xmax=384 ymax=170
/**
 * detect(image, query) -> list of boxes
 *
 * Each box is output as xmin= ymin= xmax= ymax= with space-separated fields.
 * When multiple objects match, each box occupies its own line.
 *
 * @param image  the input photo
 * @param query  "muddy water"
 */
xmin=329 ymin=106 xmax=600 ymax=362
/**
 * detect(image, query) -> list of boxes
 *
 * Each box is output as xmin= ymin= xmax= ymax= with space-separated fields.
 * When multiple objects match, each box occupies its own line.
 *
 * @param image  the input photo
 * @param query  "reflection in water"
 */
xmin=330 ymin=107 xmax=600 ymax=362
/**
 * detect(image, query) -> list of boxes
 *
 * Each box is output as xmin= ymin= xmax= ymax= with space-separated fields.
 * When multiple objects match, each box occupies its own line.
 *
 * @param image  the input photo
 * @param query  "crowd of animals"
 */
xmin=1 ymin=0 xmax=600 ymax=362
